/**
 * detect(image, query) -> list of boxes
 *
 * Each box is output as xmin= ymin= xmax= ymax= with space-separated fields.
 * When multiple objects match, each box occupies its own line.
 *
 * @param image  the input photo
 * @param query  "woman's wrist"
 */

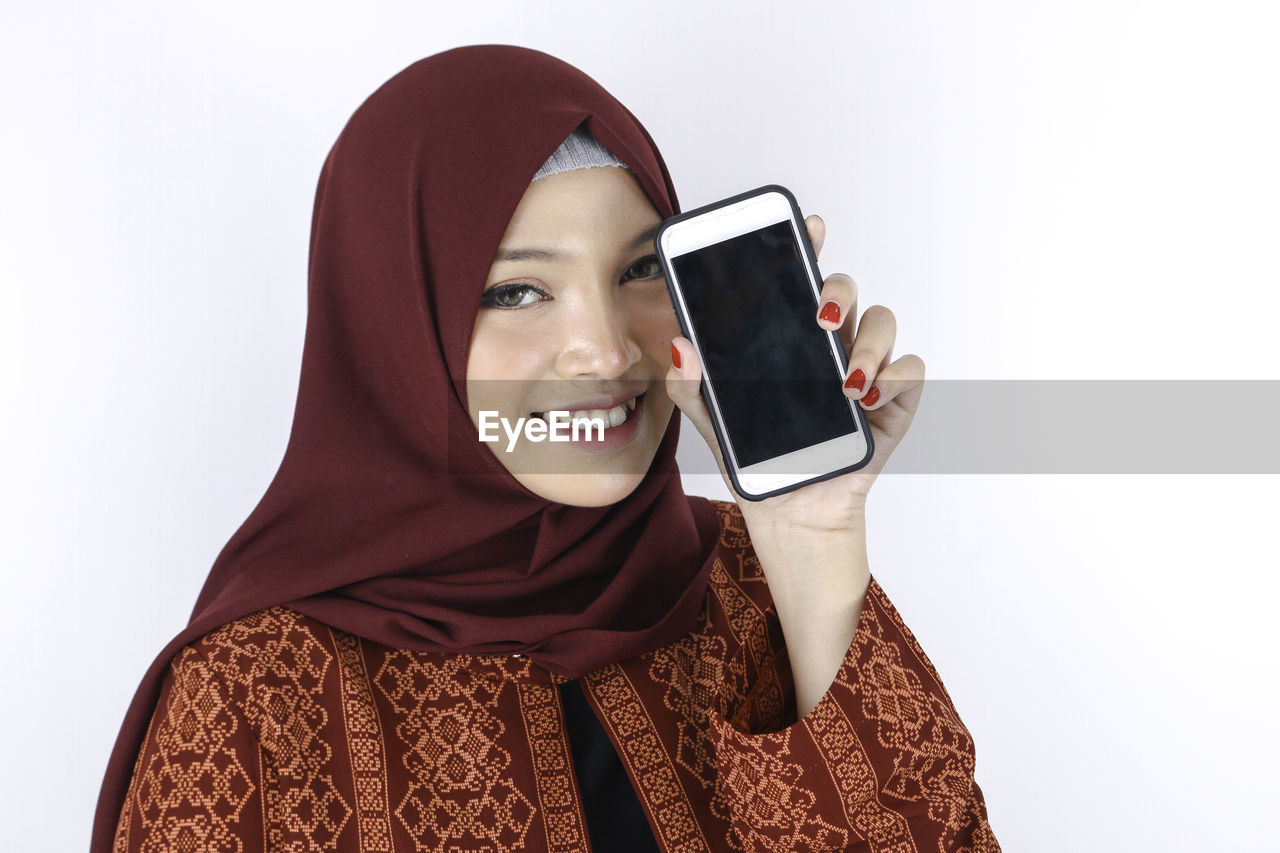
xmin=740 ymin=505 xmax=872 ymax=717
xmin=740 ymin=506 xmax=871 ymax=603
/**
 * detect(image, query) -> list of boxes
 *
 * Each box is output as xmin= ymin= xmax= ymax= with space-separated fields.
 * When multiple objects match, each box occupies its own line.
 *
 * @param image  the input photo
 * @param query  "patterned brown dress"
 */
xmin=111 ymin=501 xmax=1000 ymax=852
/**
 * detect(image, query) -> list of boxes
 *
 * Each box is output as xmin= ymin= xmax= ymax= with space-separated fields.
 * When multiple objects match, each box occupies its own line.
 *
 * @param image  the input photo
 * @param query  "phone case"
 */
xmin=656 ymin=184 xmax=874 ymax=501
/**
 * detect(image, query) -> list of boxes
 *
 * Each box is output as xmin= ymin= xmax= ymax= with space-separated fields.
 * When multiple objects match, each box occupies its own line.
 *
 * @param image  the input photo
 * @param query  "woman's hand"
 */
xmin=665 ymin=214 xmax=925 ymax=716
xmin=666 ymin=214 xmax=926 ymax=533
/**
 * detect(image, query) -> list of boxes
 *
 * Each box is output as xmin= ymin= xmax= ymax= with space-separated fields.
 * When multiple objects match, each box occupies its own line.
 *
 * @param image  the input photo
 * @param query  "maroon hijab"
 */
xmin=92 ymin=45 xmax=720 ymax=851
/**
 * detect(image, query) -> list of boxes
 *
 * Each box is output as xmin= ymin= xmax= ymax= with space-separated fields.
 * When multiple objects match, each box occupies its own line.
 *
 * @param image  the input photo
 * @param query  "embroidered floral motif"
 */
xmin=712 ymin=720 xmax=850 ymax=853
xmin=375 ymin=653 xmax=533 ymax=852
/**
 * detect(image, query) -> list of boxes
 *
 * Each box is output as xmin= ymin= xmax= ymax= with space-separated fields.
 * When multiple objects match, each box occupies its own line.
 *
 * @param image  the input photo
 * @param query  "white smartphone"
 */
xmin=656 ymin=185 xmax=873 ymax=500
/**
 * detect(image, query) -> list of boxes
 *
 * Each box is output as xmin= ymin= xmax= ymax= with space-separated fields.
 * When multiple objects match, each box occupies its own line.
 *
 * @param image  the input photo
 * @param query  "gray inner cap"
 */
xmin=532 ymin=126 xmax=629 ymax=181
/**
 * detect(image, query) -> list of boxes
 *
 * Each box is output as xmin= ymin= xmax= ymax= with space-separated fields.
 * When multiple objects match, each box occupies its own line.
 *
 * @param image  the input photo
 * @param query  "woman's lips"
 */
xmin=531 ymin=395 xmax=638 ymax=429
xmin=531 ymin=394 xmax=645 ymax=454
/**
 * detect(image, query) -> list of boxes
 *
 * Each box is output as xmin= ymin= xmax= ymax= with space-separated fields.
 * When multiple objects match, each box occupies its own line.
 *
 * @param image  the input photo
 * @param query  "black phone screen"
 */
xmin=671 ymin=220 xmax=858 ymax=468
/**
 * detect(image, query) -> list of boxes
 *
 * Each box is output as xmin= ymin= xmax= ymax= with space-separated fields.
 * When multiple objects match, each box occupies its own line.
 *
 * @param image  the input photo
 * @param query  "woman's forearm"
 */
xmin=744 ymin=513 xmax=871 ymax=718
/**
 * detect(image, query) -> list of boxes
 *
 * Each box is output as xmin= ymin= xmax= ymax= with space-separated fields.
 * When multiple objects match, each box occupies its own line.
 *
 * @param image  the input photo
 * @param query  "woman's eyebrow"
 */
xmin=493 ymin=223 xmax=662 ymax=263
xmin=630 ymin=222 xmax=661 ymax=250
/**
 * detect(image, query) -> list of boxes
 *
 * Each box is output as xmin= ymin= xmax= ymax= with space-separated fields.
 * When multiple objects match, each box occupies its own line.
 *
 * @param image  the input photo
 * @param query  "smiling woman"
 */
xmin=467 ymin=160 xmax=677 ymax=506
xmin=92 ymin=45 xmax=999 ymax=853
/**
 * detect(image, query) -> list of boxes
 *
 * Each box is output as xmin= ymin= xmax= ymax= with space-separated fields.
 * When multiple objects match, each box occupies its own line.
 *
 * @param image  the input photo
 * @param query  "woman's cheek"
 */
xmin=470 ymin=322 xmax=543 ymax=380
xmin=635 ymin=293 xmax=680 ymax=349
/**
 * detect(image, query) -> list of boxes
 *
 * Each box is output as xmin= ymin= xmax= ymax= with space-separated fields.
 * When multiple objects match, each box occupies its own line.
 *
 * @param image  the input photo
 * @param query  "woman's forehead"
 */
xmin=499 ymin=168 xmax=661 ymax=246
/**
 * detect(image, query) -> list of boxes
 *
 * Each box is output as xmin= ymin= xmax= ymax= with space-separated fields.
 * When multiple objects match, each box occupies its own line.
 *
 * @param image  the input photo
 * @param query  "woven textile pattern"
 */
xmin=113 ymin=501 xmax=999 ymax=852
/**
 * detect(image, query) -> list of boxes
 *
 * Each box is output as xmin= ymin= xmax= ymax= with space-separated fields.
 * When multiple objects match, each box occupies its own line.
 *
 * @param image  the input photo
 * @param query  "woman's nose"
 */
xmin=554 ymin=289 xmax=642 ymax=379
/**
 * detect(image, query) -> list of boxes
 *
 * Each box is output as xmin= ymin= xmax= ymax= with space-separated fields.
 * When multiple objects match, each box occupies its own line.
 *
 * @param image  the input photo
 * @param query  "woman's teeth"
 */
xmin=535 ymin=396 xmax=638 ymax=429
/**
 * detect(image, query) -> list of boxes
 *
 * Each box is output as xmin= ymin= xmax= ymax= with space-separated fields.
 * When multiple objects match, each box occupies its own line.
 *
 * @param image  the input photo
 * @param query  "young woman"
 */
xmin=92 ymin=45 xmax=999 ymax=853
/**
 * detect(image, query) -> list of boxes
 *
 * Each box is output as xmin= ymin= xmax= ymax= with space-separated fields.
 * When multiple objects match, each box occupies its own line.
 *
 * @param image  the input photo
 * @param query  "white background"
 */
xmin=3 ymin=1 xmax=1278 ymax=850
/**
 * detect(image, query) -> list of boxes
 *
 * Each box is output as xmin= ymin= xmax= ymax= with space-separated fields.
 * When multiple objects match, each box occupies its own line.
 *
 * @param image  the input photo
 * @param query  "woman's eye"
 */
xmin=622 ymin=255 xmax=664 ymax=282
xmin=480 ymin=283 xmax=549 ymax=309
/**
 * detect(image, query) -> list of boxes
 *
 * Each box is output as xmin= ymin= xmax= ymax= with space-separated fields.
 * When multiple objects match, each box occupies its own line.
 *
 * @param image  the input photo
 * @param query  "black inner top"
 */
xmin=557 ymin=679 xmax=661 ymax=851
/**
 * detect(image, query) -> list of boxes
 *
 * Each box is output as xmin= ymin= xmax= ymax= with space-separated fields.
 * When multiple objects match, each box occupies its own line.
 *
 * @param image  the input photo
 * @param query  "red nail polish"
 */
xmin=819 ymin=301 xmax=841 ymax=325
xmin=671 ymin=343 xmax=682 ymax=369
xmin=844 ymin=368 xmax=865 ymax=392
xmin=863 ymin=385 xmax=881 ymax=406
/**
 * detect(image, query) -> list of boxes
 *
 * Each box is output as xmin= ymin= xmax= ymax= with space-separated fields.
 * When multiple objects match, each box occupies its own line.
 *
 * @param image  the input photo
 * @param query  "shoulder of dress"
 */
xmin=706 ymin=497 xmax=741 ymax=521
xmin=702 ymin=499 xmax=765 ymax=580
xmin=705 ymin=499 xmax=750 ymax=549
xmin=181 ymin=606 xmax=339 ymax=674
xmin=163 ymin=607 xmax=347 ymax=757
xmin=695 ymin=499 xmax=774 ymax=607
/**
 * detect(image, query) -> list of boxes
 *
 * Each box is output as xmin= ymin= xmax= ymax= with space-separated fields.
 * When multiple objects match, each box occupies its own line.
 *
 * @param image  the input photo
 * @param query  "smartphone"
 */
xmin=656 ymin=185 xmax=873 ymax=500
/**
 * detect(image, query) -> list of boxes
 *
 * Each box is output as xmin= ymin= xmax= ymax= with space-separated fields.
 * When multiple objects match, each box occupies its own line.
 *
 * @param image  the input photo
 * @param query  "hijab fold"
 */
xmin=92 ymin=45 xmax=720 ymax=852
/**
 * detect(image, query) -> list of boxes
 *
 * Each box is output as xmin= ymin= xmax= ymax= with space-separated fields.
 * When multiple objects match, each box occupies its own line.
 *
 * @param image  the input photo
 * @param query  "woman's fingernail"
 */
xmin=819 ymin=301 xmax=841 ymax=325
xmin=671 ymin=342 xmax=682 ymax=369
xmin=863 ymin=385 xmax=881 ymax=406
xmin=844 ymin=368 xmax=865 ymax=392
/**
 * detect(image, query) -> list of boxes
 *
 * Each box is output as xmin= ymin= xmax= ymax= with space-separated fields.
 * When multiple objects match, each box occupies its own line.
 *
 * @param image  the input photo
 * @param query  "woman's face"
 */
xmin=465 ymin=166 xmax=679 ymax=507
